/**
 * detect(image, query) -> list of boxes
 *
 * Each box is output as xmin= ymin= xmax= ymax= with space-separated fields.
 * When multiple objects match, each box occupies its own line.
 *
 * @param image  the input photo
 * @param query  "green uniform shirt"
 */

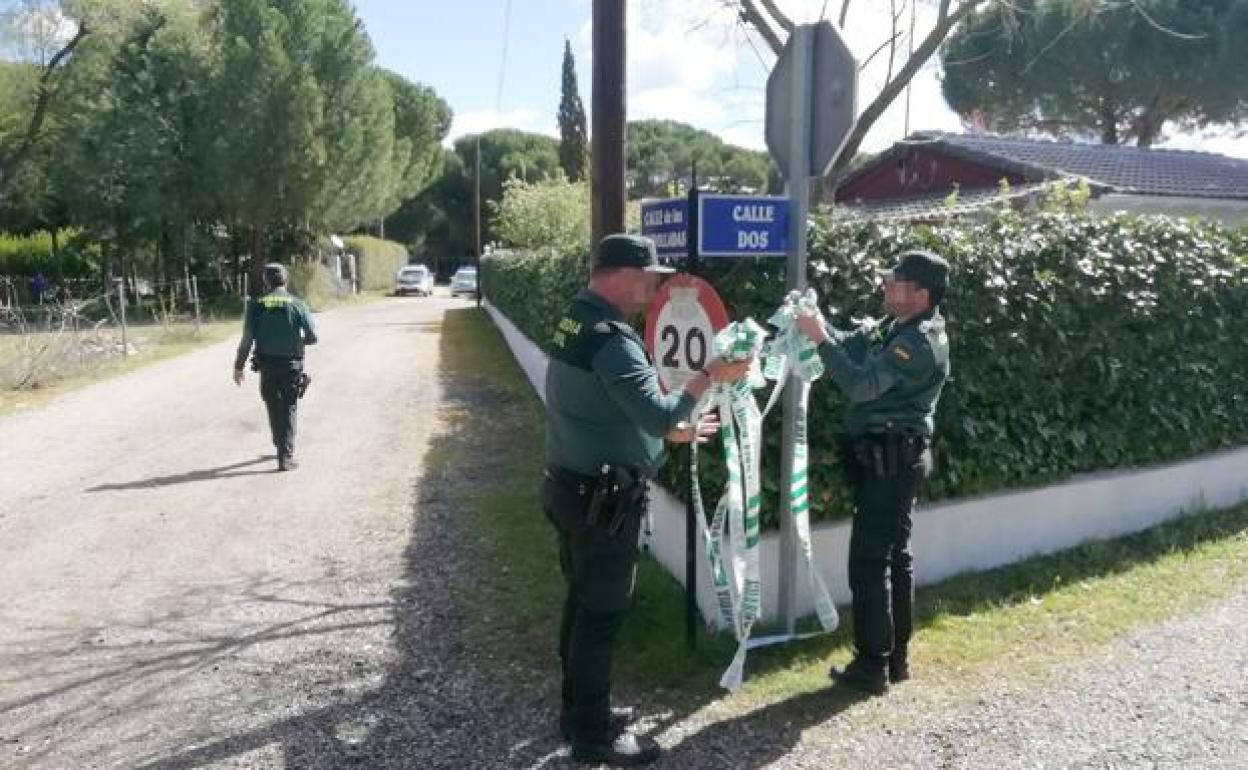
xmin=817 ymin=309 xmax=950 ymax=436
xmin=234 ymin=288 xmax=318 ymax=369
xmin=545 ymin=289 xmax=698 ymax=477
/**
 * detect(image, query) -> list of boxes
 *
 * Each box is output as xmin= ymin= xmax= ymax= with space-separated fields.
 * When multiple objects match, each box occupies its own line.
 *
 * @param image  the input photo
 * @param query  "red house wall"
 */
xmin=836 ymin=147 xmax=1028 ymax=203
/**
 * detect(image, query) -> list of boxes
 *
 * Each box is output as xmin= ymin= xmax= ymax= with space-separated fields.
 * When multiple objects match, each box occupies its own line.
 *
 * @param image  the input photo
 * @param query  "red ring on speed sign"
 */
xmin=645 ymin=274 xmax=730 ymax=393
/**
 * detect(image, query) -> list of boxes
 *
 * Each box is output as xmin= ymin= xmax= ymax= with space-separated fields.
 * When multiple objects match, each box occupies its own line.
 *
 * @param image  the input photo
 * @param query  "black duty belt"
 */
xmin=845 ymin=433 xmax=930 ymax=479
xmin=545 ymin=463 xmax=647 ymax=536
xmin=544 ymin=464 xmax=597 ymax=495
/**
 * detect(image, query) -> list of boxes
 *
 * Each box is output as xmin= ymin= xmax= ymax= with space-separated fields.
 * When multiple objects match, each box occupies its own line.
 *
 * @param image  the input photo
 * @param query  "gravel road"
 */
xmin=1 ymin=294 xmax=556 ymax=769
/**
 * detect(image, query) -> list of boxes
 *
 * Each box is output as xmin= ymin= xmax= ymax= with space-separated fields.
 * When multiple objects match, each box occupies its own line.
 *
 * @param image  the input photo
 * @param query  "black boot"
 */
xmin=559 ymin=706 xmax=635 ymax=742
xmin=888 ymin=648 xmax=910 ymax=684
xmin=830 ymin=656 xmax=889 ymax=695
xmin=571 ymin=731 xmax=661 ymax=766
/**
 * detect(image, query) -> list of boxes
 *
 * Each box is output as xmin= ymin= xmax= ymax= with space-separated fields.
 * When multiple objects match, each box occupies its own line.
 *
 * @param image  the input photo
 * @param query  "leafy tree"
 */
xmin=384 ymin=148 xmax=473 ymax=268
xmin=0 ymin=0 xmax=90 ymax=203
xmin=491 ymin=174 xmax=589 ymax=254
xmin=627 ymin=119 xmax=774 ymax=197
xmin=941 ymin=0 xmax=1248 ymax=146
xmin=52 ymin=2 xmax=211 ymax=286
xmin=205 ymin=0 xmax=401 ymax=263
xmin=379 ymin=68 xmax=451 ymax=212
xmin=556 ymin=38 xmax=588 ymax=183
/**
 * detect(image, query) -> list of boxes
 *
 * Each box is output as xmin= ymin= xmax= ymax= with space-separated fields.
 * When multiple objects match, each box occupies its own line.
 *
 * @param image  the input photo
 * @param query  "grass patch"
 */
xmin=441 ymin=307 xmax=1248 ymax=714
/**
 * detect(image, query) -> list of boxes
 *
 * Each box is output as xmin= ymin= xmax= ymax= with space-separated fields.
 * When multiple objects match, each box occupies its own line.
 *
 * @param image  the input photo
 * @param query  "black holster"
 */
xmin=570 ymin=464 xmax=645 ymax=537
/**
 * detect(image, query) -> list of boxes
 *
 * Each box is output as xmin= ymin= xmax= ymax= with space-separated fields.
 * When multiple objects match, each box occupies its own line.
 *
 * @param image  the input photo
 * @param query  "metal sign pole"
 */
xmin=116 ymin=278 xmax=129 ymax=359
xmin=685 ymin=162 xmax=700 ymax=650
xmin=777 ymin=24 xmax=814 ymax=636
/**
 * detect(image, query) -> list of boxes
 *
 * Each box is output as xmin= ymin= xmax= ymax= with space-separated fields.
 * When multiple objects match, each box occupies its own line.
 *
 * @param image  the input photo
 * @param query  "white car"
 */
xmin=450 ymin=266 xmax=478 ymax=297
xmin=395 ymin=265 xmax=434 ymax=297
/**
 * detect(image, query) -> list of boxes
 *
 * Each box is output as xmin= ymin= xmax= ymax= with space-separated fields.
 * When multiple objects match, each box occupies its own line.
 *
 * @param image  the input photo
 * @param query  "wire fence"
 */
xmin=0 ymin=274 xmax=242 ymax=393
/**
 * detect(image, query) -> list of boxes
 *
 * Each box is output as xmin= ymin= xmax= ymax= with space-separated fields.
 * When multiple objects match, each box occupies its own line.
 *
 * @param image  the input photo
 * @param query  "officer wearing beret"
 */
xmin=796 ymin=250 xmax=951 ymax=695
xmin=544 ymin=234 xmax=750 ymax=765
xmin=233 ymin=263 xmax=318 ymax=471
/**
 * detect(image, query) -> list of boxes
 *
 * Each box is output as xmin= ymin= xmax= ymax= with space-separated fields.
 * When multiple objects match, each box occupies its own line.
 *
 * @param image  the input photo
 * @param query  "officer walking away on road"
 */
xmin=232 ymin=262 xmax=318 ymax=471
xmin=796 ymin=250 xmax=951 ymax=695
xmin=544 ymin=234 xmax=750 ymax=766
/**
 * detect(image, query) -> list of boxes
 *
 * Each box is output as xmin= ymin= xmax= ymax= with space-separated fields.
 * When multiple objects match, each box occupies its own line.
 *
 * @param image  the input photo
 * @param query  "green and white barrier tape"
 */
xmin=761 ymin=288 xmax=840 ymax=635
xmin=690 ymin=319 xmax=767 ymax=692
xmin=689 ymin=293 xmax=838 ymax=691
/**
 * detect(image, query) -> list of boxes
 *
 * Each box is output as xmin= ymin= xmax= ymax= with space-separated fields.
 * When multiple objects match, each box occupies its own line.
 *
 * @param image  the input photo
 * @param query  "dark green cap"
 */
xmin=884 ymin=250 xmax=949 ymax=294
xmin=263 ymin=262 xmax=289 ymax=287
xmin=594 ymin=234 xmax=675 ymax=273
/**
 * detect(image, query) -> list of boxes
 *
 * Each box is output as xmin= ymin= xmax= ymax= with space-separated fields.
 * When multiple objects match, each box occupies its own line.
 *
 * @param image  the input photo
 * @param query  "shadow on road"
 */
xmin=121 ymin=308 xmax=565 ymax=769
xmin=85 ymin=456 xmax=277 ymax=492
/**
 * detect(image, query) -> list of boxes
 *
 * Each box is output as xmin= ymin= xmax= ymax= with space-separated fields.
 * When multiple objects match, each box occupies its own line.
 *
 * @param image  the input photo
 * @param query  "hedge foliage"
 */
xmin=0 ymin=229 xmax=98 ymax=278
xmin=288 ymin=261 xmax=340 ymax=311
xmin=345 ymin=235 xmax=409 ymax=292
xmin=482 ymin=202 xmax=1248 ymax=526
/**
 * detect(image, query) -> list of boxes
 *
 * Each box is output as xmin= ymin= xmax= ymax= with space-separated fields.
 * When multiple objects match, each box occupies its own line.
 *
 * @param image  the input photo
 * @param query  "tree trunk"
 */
xmin=249 ymin=225 xmax=265 ymax=297
xmin=1099 ymin=96 xmax=1119 ymax=144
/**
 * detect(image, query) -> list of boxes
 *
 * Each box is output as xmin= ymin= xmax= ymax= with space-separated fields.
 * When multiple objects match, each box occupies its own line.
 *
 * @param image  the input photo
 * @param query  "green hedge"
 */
xmin=345 ymin=235 xmax=409 ymax=292
xmin=483 ymin=206 xmax=1248 ymax=525
xmin=0 ymin=229 xmax=98 ymax=278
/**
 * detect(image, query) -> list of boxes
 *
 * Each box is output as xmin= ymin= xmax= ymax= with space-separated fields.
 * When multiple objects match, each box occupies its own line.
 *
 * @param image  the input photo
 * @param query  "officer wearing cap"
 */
xmin=233 ymin=262 xmax=318 ymax=471
xmin=544 ymin=233 xmax=750 ymax=765
xmin=796 ymin=250 xmax=951 ymax=695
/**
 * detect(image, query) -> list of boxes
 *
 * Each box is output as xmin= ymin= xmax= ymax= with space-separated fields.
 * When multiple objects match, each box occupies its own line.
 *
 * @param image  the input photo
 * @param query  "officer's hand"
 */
xmin=666 ymin=414 xmax=722 ymax=444
xmin=795 ymin=314 xmax=828 ymax=344
xmin=704 ymin=356 xmax=752 ymax=383
xmin=232 ymin=369 xmax=245 ymax=386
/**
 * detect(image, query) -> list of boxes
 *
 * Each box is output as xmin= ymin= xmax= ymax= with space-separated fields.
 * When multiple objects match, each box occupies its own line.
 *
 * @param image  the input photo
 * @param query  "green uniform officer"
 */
xmin=544 ymin=234 xmax=749 ymax=766
xmin=796 ymin=250 xmax=951 ymax=695
xmin=233 ymin=263 xmax=318 ymax=471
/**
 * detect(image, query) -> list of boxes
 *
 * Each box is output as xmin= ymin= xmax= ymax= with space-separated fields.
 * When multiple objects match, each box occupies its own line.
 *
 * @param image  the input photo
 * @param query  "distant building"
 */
xmin=834 ymin=132 xmax=1248 ymax=226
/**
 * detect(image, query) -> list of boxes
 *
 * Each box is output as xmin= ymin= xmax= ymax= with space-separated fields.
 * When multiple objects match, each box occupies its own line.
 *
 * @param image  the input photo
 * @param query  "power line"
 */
xmin=495 ymin=0 xmax=514 ymax=112
xmin=476 ymin=0 xmax=514 ymax=264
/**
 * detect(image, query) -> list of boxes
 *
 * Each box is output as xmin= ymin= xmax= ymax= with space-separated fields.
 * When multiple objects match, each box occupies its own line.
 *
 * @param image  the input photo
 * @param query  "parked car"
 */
xmin=450 ymin=265 xmax=478 ymax=297
xmin=395 ymin=264 xmax=434 ymax=297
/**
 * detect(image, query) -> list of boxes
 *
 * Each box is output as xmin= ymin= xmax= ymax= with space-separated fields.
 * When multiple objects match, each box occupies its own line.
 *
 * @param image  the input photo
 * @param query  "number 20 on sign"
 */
xmin=645 ymin=274 xmax=730 ymax=393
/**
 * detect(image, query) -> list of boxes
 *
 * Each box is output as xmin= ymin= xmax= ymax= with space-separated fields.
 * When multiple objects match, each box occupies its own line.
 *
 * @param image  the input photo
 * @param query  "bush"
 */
xmin=346 ymin=235 xmax=409 ymax=292
xmin=491 ymin=175 xmax=591 ymax=255
xmin=484 ymin=204 xmax=1248 ymax=526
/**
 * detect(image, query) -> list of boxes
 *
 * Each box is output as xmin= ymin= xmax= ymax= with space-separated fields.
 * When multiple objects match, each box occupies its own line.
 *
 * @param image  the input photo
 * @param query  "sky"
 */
xmin=354 ymin=0 xmax=1248 ymax=159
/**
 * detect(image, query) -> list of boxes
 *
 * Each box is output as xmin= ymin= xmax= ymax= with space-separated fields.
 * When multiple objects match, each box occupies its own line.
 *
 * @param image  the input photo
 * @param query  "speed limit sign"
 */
xmin=644 ymin=274 xmax=729 ymax=393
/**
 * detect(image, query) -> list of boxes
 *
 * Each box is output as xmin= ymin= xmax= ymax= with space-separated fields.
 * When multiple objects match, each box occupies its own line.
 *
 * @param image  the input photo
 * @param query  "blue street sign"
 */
xmin=697 ymin=194 xmax=789 ymax=258
xmin=640 ymin=198 xmax=690 ymax=258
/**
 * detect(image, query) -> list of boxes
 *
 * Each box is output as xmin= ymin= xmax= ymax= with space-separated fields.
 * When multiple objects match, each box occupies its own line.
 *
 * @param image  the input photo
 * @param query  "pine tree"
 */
xmin=556 ymin=39 xmax=588 ymax=183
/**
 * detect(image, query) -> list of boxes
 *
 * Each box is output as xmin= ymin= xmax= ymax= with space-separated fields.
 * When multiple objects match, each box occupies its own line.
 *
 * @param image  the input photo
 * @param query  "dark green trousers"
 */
xmin=258 ymin=358 xmax=302 ymax=460
xmin=542 ymin=474 xmax=643 ymax=743
xmin=845 ymin=436 xmax=931 ymax=667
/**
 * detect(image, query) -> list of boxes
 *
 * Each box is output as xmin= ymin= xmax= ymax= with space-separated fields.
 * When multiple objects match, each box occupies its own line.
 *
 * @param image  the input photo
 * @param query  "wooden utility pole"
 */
xmin=474 ymin=135 xmax=482 ymax=264
xmin=591 ymin=0 xmax=626 ymax=249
